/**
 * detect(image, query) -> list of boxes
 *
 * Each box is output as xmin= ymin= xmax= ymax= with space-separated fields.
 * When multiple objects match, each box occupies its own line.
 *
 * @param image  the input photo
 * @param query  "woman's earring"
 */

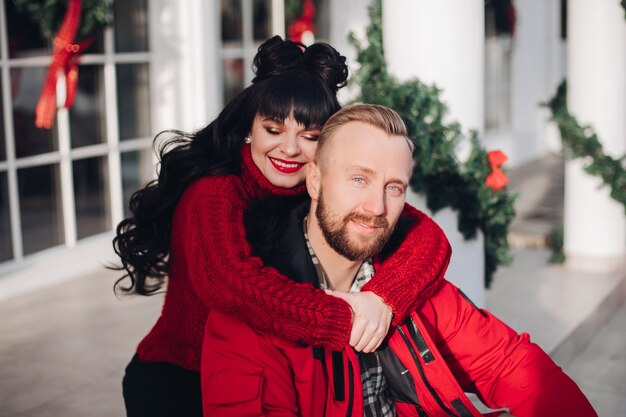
xmin=244 ymin=135 xmax=252 ymax=144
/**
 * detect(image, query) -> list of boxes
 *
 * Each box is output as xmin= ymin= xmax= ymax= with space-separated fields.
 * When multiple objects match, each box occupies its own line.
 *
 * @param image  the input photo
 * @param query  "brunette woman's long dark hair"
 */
xmin=112 ymin=36 xmax=348 ymax=295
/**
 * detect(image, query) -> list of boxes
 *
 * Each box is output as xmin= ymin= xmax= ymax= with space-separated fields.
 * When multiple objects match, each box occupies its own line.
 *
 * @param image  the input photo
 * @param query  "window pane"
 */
xmin=223 ymin=59 xmax=245 ymax=104
xmin=73 ymin=156 xmax=110 ymax=239
xmin=0 ymin=172 xmax=12 ymax=262
xmin=89 ymin=27 xmax=106 ymax=54
xmin=11 ymin=67 xmax=59 ymax=158
xmin=0 ymin=81 xmax=5 ymax=161
xmin=222 ymin=0 xmax=243 ymax=46
xmin=69 ymin=65 xmax=107 ymax=148
xmin=5 ymin=0 xmax=50 ymax=58
xmin=18 ymin=164 xmax=64 ymax=255
xmin=117 ymin=64 xmax=151 ymax=141
xmin=314 ymin=0 xmax=330 ymax=41
xmin=253 ymin=0 xmax=271 ymax=41
xmin=114 ymin=0 xmax=149 ymax=52
xmin=121 ymin=150 xmax=154 ymax=218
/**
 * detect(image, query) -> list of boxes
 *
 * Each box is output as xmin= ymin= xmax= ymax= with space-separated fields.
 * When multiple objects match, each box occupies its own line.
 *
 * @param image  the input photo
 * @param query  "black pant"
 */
xmin=122 ymin=354 xmax=202 ymax=417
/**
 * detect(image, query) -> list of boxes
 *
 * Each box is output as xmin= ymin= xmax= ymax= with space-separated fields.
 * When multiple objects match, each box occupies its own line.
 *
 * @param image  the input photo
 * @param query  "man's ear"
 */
xmin=306 ymin=162 xmax=321 ymax=200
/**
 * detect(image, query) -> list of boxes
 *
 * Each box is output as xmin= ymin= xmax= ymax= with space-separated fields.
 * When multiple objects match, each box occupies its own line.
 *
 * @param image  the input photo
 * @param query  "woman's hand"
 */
xmin=325 ymin=290 xmax=393 ymax=352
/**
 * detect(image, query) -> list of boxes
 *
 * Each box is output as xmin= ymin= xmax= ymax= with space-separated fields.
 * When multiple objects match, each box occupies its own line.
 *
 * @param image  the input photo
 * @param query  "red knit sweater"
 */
xmin=136 ymin=145 xmax=451 ymax=371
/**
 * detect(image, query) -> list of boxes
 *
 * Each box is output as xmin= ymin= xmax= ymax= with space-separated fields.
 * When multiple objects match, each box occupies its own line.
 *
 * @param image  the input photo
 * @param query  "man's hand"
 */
xmin=326 ymin=290 xmax=393 ymax=352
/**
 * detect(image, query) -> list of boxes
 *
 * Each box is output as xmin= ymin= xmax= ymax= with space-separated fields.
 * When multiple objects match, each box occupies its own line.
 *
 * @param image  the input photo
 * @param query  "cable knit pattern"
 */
xmin=367 ymin=204 xmax=451 ymax=326
xmin=137 ymin=145 xmax=450 ymax=371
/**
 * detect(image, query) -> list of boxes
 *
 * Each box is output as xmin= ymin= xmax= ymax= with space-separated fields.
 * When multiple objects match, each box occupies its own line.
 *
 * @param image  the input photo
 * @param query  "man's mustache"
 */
xmin=344 ymin=212 xmax=388 ymax=229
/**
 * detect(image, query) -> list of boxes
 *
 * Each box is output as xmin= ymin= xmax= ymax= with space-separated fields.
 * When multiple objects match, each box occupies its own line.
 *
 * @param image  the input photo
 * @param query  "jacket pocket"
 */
xmin=203 ymin=366 xmax=264 ymax=417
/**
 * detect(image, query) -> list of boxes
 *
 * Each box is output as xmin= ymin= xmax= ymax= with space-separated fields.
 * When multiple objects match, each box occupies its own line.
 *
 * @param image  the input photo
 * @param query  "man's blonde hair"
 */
xmin=316 ymin=103 xmax=413 ymax=170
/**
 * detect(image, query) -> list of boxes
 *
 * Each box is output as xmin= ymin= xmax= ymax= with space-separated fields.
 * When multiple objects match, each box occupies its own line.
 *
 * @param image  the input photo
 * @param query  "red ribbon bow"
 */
xmin=485 ymin=150 xmax=509 ymax=191
xmin=288 ymin=0 xmax=316 ymax=43
xmin=35 ymin=0 xmax=89 ymax=129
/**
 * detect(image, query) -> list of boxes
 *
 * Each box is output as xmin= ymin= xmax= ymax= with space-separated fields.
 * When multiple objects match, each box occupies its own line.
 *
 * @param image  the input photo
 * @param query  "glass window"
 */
xmin=5 ymin=0 xmax=50 ymax=59
xmin=73 ymin=156 xmax=110 ymax=239
xmin=114 ymin=0 xmax=149 ymax=52
xmin=121 ymin=150 xmax=154 ymax=218
xmin=484 ymin=0 xmax=513 ymax=131
xmin=0 ymin=172 xmax=11 ymax=262
xmin=223 ymin=58 xmax=245 ymax=105
xmin=0 ymin=81 xmax=5 ymax=161
xmin=88 ymin=27 xmax=106 ymax=55
xmin=117 ymin=63 xmax=151 ymax=141
xmin=222 ymin=0 xmax=243 ymax=47
xmin=253 ymin=0 xmax=271 ymax=41
xmin=11 ymin=67 xmax=59 ymax=158
xmin=18 ymin=164 xmax=64 ymax=255
xmin=69 ymin=65 xmax=107 ymax=148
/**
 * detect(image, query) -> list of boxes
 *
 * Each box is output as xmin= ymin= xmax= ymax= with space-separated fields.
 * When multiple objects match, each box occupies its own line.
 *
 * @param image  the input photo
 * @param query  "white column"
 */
xmin=383 ymin=0 xmax=486 ymax=306
xmin=150 ymin=0 xmax=222 ymax=135
xmin=565 ymin=0 xmax=626 ymax=271
xmin=383 ymin=0 xmax=484 ymax=134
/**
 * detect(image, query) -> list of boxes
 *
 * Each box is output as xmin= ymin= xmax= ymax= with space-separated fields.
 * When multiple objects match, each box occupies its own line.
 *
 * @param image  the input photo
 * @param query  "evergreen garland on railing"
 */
xmin=545 ymin=81 xmax=626 ymax=213
xmin=349 ymin=0 xmax=516 ymax=288
xmin=13 ymin=0 xmax=111 ymax=41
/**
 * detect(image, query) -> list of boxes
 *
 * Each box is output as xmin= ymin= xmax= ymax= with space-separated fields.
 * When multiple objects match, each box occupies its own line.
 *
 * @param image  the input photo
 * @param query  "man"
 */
xmin=201 ymin=104 xmax=596 ymax=417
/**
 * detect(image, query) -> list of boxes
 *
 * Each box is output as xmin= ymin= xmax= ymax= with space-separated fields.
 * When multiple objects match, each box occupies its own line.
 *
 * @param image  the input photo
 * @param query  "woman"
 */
xmin=114 ymin=36 xmax=449 ymax=416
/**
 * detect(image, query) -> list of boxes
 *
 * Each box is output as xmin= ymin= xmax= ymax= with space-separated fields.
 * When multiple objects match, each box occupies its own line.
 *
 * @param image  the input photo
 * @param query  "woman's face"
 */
xmin=249 ymin=113 xmax=321 ymax=188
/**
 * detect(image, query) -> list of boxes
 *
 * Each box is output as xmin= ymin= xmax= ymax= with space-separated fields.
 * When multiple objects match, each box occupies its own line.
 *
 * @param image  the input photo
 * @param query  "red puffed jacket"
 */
xmin=202 ymin=281 xmax=597 ymax=417
xmin=201 ymin=197 xmax=597 ymax=417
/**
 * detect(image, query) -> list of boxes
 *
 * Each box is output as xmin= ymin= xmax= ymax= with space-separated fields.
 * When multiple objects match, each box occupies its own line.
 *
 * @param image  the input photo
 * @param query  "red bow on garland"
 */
xmin=35 ymin=0 xmax=91 ymax=129
xmin=485 ymin=150 xmax=509 ymax=191
xmin=288 ymin=0 xmax=315 ymax=43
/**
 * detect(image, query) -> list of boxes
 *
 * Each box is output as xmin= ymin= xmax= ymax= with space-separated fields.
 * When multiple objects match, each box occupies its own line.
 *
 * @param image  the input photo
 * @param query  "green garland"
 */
xmin=13 ymin=0 xmax=111 ymax=41
xmin=350 ymin=0 xmax=516 ymax=288
xmin=545 ymin=81 xmax=626 ymax=213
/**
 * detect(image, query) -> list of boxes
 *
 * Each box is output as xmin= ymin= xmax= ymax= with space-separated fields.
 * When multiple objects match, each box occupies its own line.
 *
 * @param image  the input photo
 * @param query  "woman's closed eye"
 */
xmin=302 ymin=134 xmax=320 ymax=142
xmin=265 ymin=127 xmax=283 ymax=135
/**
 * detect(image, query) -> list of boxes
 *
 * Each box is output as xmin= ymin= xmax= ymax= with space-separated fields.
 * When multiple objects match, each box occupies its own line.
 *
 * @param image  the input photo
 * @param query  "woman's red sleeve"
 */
xmin=177 ymin=178 xmax=352 ymax=351
xmin=364 ymin=203 xmax=451 ymax=326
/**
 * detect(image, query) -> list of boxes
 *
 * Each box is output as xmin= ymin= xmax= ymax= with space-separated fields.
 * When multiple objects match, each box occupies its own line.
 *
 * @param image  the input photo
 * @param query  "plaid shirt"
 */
xmin=303 ymin=217 xmax=396 ymax=417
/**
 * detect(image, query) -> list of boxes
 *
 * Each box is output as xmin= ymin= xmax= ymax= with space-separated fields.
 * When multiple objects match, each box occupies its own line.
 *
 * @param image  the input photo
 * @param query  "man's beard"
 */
xmin=315 ymin=189 xmax=394 ymax=261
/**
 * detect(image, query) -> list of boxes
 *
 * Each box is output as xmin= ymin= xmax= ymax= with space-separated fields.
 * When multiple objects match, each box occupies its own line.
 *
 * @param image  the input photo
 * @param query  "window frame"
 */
xmin=0 ymin=0 xmax=153 ymax=266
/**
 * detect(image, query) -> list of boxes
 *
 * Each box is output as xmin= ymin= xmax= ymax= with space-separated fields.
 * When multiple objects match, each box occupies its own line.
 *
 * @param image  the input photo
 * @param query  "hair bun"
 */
xmin=302 ymin=42 xmax=348 ymax=93
xmin=252 ymin=36 xmax=305 ymax=83
xmin=252 ymin=36 xmax=348 ymax=93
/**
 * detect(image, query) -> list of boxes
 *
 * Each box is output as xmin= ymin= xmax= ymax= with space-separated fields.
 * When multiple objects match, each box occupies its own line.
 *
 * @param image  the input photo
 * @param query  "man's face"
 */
xmin=309 ymin=121 xmax=412 ymax=261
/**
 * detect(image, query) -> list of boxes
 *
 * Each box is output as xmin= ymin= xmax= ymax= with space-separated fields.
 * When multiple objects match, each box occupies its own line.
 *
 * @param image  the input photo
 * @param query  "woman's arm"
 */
xmin=363 ymin=203 xmax=451 ymax=325
xmin=176 ymin=177 xmax=352 ymax=351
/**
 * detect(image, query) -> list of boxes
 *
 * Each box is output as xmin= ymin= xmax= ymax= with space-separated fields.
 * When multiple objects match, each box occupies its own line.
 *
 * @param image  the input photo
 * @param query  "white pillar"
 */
xmin=382 ymin=0 xmax=484 ymax=134
xmin=565 ymin=0 xmax=626 ymax=271
xmin=150 ymin=0 xmax=222 ymax=134
xmin=382 ymin=0 xmax=486 ymax=306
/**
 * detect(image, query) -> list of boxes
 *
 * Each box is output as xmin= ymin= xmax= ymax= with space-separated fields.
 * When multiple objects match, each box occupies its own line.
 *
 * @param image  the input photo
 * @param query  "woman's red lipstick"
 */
xmin=269 ymin=157 xmax=305 ymax=174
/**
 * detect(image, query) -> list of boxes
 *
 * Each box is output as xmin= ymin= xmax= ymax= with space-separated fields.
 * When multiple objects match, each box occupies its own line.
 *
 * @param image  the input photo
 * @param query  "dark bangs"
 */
xmin=253 ymin=70 xmax=340 ymax=129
